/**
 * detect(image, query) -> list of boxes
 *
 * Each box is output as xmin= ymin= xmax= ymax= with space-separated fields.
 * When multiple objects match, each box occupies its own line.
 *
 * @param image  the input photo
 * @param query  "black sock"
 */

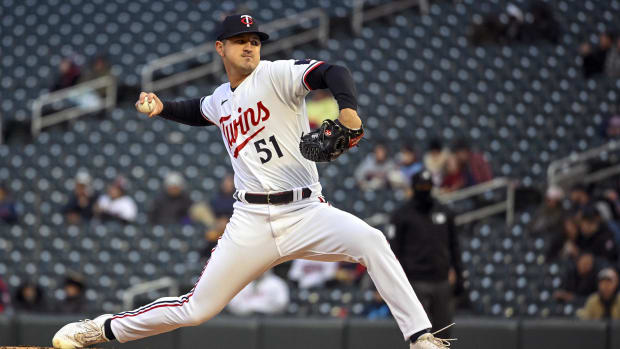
xmin=410 ymin=328 xmax=431 ymax=343
xmin=104 ymin=318 xmax=116 ymax=341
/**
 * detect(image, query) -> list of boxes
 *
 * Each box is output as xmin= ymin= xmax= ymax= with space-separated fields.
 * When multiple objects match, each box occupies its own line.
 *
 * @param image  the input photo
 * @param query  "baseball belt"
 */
xmin=234 ymin=187 xmax=312 ymax=205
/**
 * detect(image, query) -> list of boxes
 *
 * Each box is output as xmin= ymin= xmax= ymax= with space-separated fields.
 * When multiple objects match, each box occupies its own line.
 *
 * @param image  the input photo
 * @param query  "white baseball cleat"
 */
xmin=410 ymin=323 xmax=456 ymax=349
xmin=52 ymin=314 xmax=112 ymax=348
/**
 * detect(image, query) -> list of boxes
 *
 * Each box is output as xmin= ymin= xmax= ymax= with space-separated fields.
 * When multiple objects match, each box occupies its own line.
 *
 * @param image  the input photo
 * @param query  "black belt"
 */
xmin=236 ymin=187 xmax=312 ymax=205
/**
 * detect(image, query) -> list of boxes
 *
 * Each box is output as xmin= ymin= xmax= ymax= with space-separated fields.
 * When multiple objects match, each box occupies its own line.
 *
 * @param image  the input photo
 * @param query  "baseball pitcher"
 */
xmin=53 ymin=14 xmax=452 ymax=349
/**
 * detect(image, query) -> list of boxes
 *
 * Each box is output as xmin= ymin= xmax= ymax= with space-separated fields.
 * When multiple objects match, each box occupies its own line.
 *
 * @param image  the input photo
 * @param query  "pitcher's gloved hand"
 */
xmin=299 ymin=119 xmax=364 ymax=162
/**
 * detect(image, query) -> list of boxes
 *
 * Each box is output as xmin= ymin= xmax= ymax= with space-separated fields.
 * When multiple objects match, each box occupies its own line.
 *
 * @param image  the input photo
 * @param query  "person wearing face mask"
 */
xmin=388 ymin=170 xmax=463 ymax=337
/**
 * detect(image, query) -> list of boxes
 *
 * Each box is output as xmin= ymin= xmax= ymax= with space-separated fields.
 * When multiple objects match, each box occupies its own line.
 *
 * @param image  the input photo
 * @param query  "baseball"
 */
xmin=137 ymin=98 xmax=156 ymax=114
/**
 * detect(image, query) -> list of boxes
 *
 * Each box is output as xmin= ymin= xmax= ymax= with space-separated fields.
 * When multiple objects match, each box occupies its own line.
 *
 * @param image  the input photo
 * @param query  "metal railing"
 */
xmin=122 ymin=277 xmax=179 ymax=310
xmin=141 ymin=8 xmax=329 ymax=92
xmin=31 ymin=75 xmax=117 ymax=137
xmin=435 ymin=177 xmax=516 ymax=226
xmin=351 ymin=0 xmax=429 ymax=35
xmin=368 ymin=177 xmax=516 ymax=229
xmin=547 ymin=140 xmax=620 ymax=186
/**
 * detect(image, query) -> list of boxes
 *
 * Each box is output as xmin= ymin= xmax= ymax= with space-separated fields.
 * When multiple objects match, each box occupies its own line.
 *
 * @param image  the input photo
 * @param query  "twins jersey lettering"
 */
xmin=199 ymin=59 xmax=324 ymax=193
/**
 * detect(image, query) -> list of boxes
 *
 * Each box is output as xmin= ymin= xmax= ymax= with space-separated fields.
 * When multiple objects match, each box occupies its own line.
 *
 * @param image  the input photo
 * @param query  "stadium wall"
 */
xmin=1 ymin=315 xmax=619 ymax=349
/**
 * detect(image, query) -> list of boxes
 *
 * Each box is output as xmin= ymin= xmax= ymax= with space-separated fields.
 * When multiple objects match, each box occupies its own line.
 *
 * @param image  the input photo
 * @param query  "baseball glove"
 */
xmin=299 ymin=119 xmax=364 ymax=162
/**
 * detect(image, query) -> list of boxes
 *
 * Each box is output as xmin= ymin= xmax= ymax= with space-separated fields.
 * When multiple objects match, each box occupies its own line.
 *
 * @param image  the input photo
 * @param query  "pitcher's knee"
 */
xmin=183 ymin=302 xmax=222 ymax=326
xmin=358 ymin=227 xmax=390 ymax=254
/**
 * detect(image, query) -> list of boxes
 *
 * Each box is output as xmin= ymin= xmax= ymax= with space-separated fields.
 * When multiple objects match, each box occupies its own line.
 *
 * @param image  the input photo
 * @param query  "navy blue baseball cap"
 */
xmin=217 ymin=14 xmax=269 ymax=42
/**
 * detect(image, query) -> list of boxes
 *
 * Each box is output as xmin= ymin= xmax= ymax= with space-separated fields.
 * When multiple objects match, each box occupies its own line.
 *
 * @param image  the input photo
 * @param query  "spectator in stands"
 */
xmin=605 ymin=186 xmax=620 ymax=209
xmin=78 ymin=55 xmax=113 ymax=93
xmin=200 ymin=227 xmax=222 ymax=260
xmin=503 ymin=3 xmax=525 ymax=43
xmin=529 ymin=185 xmax=566 ymax=235
xmin=148 ymin=172 xmax=193 ymax=225
xmin=55 ymin=275 xmax=87 ymax=314
xmin=599 ymin=187 xmax=620 ymax=247
xmin=334 ymin=263 xmax=368 ymax=287
xmin=601 ymin=104 xmax=620 ymax=141
xmin=452 ymin=138 xmax=493 ymax=188
xmin=0 ymin=184 xmax=18 ymax=224
xmin=201 ymin=225 xmax=225 ymax=258
xmin=469 ymin=3 xmax=525 ymax=45
xmin=51 ymin=58 xmax=81 ymax=91
xmin=579 ymin=32 xmax=614 ymax=78
xmin=423 ymin=138 xmax=450 ymax=186
xmin=546 ymin=215 xmax=580 ymax=261
xmin=287 ymin=260 xmax=338 ymax=289
xmin=470 ymin=3 xmax=560 ymax=46
xmin=389 ymin=145 xmax=424 ymax=194
xmin=577 ymin=267 xmax=620 ymax=319
xmin=553 ymin=253 xmax=600 ymax=303
xmin=14 ymin=282 xmax=47 ymax=313
xmin=93 ymin=176 xmax=137 ymax=223
xmin=74 ymin=55 xmax=115 ymax=112
xmin=605 ymin=36 xmax=620 ymax=77
xmin=569 ymin=184 xmax=614 ymax=222
xmin=569 ymin=184 xmax=592 ymax=213
xmin=227 ymin=270 xmax=289 ymax=316
xmin=602 ymin=187 xmax=620 ymax=221
xmin=63 ymin=171 xmax=97 ymax=224
xmin=576 ymin=206 xmax=618 ymax=263
xmin=365 ymin=289 xmax=391 ymax=320
xmin=389 ymin=170 xmax=462 ymax=336
xmin=306 ymin=90 xmax=338 ymax=129
xmin=355 ymin=143 xmax=399 ymax=191
xmin=209 ymin=174 xmax=236 ymax=220
xmin=398 ymin=145 xmax=423 ymax=184
xmin=522 ymin=2 xmax=560 ymax=44
xmin=200 ymin=174 xmax=236 ymax=258
xmin=469 ymin=14 xmax=504 ymax=45
xmin=439 ymin=155 xmax=466 ymax=193
xmin=603 ymin=107 xmax=620 ymax=140
xmin=0 ymin=276 xmax=9 ymax=313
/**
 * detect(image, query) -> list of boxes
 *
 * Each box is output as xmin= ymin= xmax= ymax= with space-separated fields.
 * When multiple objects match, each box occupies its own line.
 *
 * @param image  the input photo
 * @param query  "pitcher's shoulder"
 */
xmin=213 ymin=82 xmax=231 ymax=95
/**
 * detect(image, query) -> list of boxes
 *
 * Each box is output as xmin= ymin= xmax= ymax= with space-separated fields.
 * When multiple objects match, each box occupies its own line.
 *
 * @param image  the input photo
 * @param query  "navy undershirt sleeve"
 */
xmin=159 ymin=98 xmax=214 ymax=127
xmin=305 ymin=63 xmax=358 ymax=111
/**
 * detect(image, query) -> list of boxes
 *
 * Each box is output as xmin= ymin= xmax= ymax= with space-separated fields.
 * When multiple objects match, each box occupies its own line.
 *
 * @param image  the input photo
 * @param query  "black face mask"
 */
xmin=413 ymin=189 xmax=433 ymax=212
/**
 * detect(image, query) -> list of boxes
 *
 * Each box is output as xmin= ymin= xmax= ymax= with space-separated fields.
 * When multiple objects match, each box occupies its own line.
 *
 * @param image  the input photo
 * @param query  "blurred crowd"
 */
xmin=354 ymin=138 xmax=493 ymax=195
xmin=534 ymin=181 xmax=620 ymax=320
xmin=469 ymin=2 xmax=560 ymax=45
xmin=579 ymin=31 xmax=620 ymax=79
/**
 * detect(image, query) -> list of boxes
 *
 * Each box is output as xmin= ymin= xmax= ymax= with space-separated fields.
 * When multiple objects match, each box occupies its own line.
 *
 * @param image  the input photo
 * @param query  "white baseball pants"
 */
xmin=110 ymin=189 xmax=432 ymax=342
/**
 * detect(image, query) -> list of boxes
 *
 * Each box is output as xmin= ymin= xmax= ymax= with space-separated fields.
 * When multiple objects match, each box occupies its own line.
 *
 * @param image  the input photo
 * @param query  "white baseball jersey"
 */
xmin=199 ymin=59 xmax=325 ymax=193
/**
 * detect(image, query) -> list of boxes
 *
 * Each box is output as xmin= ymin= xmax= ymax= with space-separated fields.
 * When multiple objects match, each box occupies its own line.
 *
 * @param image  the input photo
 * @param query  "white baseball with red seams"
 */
xmin=108 ymin=59 xmax=432 ymax=342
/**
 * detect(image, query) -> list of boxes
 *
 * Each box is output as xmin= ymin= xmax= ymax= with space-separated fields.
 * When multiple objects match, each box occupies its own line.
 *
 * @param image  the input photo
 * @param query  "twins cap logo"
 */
xmin=240 ymin=15 xmax=254 ymax=27
xmin=324 ymin=129 xmax=332 ymax=136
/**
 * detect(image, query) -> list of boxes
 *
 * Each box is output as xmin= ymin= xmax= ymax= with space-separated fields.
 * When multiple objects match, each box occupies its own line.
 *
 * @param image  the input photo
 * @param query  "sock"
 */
xmin=104 ymin=318 xmax=116 ymax=341
xmin=410 ymin=328 xmax=431 ymax=343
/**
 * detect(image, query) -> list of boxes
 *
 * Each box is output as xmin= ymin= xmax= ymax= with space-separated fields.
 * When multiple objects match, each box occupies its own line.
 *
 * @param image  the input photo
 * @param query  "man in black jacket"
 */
xmin=390 ymin=170 xmax=462 ymax=336
xmin=577 ymin=205 xmax=618 ymax=264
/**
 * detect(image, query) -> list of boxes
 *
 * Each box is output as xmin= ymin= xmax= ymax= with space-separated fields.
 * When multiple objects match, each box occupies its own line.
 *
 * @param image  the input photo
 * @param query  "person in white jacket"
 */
xmin=227 ymin=270 xmax=289 ymax=315
xmin=94 ymin=176 xmax=137 ymax=223
xmin=288 ymin=260 xmax=338 ymax=289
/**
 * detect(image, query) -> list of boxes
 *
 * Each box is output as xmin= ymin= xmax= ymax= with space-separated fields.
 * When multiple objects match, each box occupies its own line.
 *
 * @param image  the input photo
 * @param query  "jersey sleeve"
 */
xmin=268 ymin=59 xmax=325 ymax=103
xmin=199 ymin=95 xmax=218 ymax=125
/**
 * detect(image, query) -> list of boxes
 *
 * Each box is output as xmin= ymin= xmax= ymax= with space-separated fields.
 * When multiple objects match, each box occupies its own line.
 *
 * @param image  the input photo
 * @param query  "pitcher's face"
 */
xmin=217 ymin=33 xmax=261 ymax=76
